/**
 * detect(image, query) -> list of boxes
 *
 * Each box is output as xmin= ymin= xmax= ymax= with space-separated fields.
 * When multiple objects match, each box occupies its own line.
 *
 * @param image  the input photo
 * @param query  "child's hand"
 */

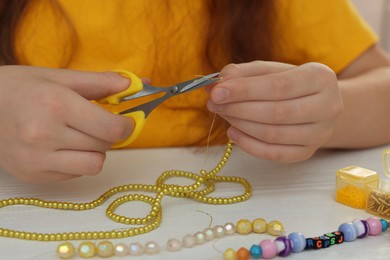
xmin=207 ymin=61 xmax=343 ymax=162
xmin=0 ymin=66 xmax=134 ymax=182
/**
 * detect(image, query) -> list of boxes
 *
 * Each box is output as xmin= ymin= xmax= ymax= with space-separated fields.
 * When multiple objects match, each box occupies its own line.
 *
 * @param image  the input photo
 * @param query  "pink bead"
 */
xmin=367 ymin=217 xmax=382 ymax=236
xmin=260 ymin=239 xmax=277 ymax=259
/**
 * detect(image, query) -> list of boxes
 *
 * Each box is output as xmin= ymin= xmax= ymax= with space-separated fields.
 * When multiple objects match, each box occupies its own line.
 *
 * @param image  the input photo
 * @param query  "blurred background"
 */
xmin=351 ymin=0 xmax=390 ymax=51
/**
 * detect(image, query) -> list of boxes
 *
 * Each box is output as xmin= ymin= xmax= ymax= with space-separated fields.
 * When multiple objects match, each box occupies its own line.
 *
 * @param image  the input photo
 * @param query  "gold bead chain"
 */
xmin=0 ymin=142 xmax=252 ymax=242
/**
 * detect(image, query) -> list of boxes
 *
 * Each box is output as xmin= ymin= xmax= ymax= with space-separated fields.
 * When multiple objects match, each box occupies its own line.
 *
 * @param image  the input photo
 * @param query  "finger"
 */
xmin=206 ymin=61 xmax=294 ymax=93
xmin=226 ymin=126 xmax=316 ymax=162
xmin=208 ymin=94 xmax=329 ymax=125
xmin=64 ymin=92 xmax=135 ymax=143
xmin=142 ymin=77 xmax=152 ymax=85
xmin=48 ymin=150 xmax=106 ymax=176
xmin=34 ymin=67 xmax=131 ymax=100
xmin=223 ymin=115 xmax=331 ymax=146
xmin=210 ymin=63 xmax=334 ymax=104
xmin=220 ymin=61 xmax=296 ymax=80
xmin=58 ymin=126 xmax=112 ymax=152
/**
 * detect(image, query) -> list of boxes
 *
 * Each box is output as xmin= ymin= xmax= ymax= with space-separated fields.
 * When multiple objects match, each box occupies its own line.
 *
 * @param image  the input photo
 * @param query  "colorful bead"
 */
xmin=267 ymin=220 xmax=284 ymax=236
xmin=338 ymin=222 xmax=357 ymax=242
xmin=57 ymin=242 xmax=75 ymax=259
xmin=249 ymin=244 xmax=262 ymax=259
xmin=317 ymin=236 xmax=331 ymax=248
xmin=324 ymin=232 xmax=344 ymax=246
xmin=252 ymin=218 xmax=267 ymax=234
xmin=352 ymin=219 xmax=369 ymax=238
xmin=236 ymin=247 xmax=250 ymax=260
xmin=380 ymin=219 xmax=389 ymax=232
xmin=275 ymin=236 xmax=292 ymax=256
xmin=288 ymin=232 xmax=306 ymax=252
xmin=367 ymin=217 xmax=382 ymax=236
xmin=259 ymin=239 xmax=277 ymax=259
xmin=78 ymin=241 xmax=96 ymax=258
xmin=97 ymin=241 xmax=114 ymax=257
xmin=236 ymin=219 xmax=252 ymax=235
xmin=51 ymin=216 xmax=390 ymax=260
xmin=306 ymin=236 xmax=331 ymax=249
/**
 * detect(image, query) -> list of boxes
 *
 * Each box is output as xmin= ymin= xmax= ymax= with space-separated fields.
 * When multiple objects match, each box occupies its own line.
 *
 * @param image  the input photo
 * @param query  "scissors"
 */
xmin=98 ymin=70 xmax=220 ymax=148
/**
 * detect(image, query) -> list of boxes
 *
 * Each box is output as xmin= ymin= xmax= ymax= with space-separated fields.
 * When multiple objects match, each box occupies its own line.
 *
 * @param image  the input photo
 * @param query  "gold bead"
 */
xmin=97 ymin=241 xmax=114 ymax=258
xmin=252 ymin=218 xmax=267 ymax=233
xmin=223 ymin=248 xmax=237 ymax=260
xmin=57 ymin=242 xmax=75 ymax=259
xmin=267 ymin=220 xmax=285 ymax=236
xmin=78 ymin=241 xmax=96 ymax=258
xmin=236 ymin=219 xmax=252 ymax=235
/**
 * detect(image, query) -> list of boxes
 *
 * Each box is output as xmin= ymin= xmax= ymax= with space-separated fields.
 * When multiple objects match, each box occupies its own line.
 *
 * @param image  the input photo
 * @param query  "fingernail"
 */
xmin=212 ymin=87 xmax=229 ymax=102
xmin=227 ymin=128 xmax=238 ymax=142
xmin=122 ymin=118 xmax=135 ymax=140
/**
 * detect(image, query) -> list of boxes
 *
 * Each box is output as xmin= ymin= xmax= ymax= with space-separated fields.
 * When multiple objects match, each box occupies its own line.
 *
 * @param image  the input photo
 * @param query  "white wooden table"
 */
xmin=0 ymin=145 xmax=389 ymax=260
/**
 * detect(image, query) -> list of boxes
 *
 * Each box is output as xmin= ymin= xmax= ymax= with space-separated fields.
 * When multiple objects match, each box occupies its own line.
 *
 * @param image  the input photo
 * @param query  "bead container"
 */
xmin=335 ymin=166 xmax=379 ymax=209
xmin=366 ymin=178 xmax=390 ymax=219
xmin=383 ymin=148 xmax=390 ymax=177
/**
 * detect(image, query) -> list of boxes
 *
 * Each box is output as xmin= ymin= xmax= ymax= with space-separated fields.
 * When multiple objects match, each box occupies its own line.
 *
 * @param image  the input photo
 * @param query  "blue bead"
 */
xmin=380 ymin=219 xmax=389 ymax=232
xmin=338 ymin=223 xmax=357 ymax=242
xmin=288 ymin=232 xmax=306 ymax=252
xmin=249 ymin=244 xmax=262 ymax=259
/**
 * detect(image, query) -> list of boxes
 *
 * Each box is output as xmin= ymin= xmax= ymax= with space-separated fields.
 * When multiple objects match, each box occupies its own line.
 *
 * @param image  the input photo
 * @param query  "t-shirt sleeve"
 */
xmin=271 ymin=0 xmax=378 ymax=73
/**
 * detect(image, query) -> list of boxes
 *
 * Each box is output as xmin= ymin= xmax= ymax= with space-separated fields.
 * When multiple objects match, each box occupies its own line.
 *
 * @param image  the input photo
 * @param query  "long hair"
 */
xmin=205 ymin=0 xmax=275 ymax=71
xmin=0 ymin=0 xmax=274 ymax=67
xmin=0 ymin=0 xmax=30 ymax=65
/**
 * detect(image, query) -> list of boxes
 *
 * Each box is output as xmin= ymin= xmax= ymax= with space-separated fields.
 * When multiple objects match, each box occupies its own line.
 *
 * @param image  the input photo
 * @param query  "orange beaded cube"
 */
xmin=335 ymin=166 xmax=379 ymax=209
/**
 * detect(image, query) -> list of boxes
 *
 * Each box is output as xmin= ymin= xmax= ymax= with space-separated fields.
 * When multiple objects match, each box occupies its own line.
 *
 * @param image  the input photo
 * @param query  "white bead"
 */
xmin=194 ymin=231 xmax=206 ymax=244
xmin=203 ymin=228 xmax=215 ymax=241
xmin=144 ymin=241 xmax=160 ymax=254
xmin=114 ymin=243 xmax=129 ymax=256
xmin=167 ymin=238 xmax=182 ymax=252
xmin=213 ymin=225 xmax=225 ymax=237
xmin=182 ymin=234 xmax=196 ymax=248
xmin=129 ymin=242 xmax=143 ymax=255
xmin=224 ymin=222 xmax=236 ymax=235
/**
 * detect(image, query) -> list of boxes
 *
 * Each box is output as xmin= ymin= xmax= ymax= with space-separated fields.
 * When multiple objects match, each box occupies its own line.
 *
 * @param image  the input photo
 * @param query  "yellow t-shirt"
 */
xmin=15 ymin=0 xmax=377 ymax=148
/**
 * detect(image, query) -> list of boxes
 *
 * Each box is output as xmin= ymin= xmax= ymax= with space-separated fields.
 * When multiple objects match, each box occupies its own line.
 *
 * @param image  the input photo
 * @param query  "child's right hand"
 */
xmin=0 ymin=66 xmax=134 ymax=183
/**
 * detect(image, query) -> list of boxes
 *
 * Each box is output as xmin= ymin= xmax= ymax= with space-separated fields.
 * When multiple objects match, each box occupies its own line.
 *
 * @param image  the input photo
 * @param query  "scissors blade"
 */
xmin=118 ymin=72 xmax=220 ymax=117
xmin=178 ymin=72 xmax=220 ymax=93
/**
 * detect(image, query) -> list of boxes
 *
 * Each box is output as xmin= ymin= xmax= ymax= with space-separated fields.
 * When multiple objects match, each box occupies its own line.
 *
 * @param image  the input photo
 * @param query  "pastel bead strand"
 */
xmin=222 ymin=217 xmax=389 ymax=260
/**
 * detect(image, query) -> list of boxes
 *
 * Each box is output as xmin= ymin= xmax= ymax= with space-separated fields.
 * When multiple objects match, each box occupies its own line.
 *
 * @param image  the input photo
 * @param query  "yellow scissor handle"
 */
xmin=98 ymin=70 xmax=143 ymax=105
xmin=97 ymin=70 xmax=145 ymax=148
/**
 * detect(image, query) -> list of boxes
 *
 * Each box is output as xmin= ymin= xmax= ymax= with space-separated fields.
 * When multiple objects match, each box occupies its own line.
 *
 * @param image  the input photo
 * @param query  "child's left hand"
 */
xmin=207 ymin=61 xmax=343 ymax=162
